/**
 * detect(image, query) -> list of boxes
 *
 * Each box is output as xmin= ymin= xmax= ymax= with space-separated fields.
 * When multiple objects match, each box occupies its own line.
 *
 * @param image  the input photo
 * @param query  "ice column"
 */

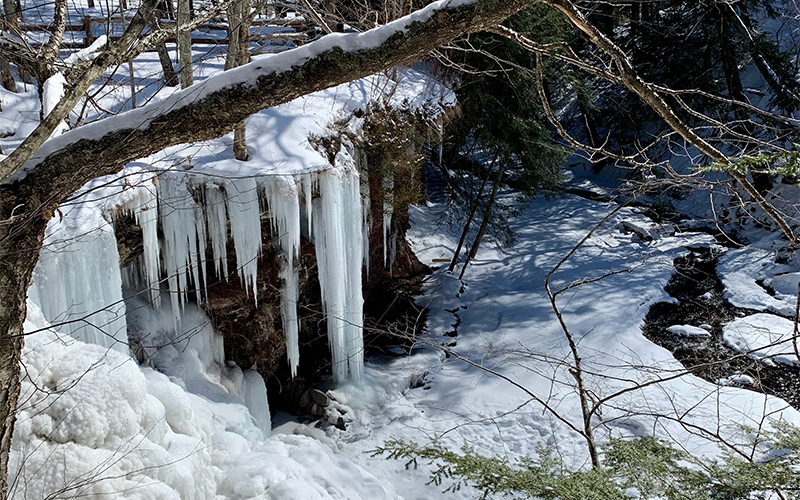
xmin=265 ymin=176 xmax=301 ymax=378
xmin=225 ymin=177 xmax=261 ymax=301
xmin=342 ymin=155 xmax=365 ymax=380
xmin=314 ymin=150 xmax=365 ymax=383
xmin=243 ymin=368 xmax=272 ymax=437
xmin=31 ymin=220 xmax=129 ymax=353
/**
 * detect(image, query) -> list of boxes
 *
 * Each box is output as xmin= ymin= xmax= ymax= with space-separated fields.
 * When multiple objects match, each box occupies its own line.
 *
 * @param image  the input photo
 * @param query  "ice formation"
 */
xmin=133 ymin=183 xmax=161 ymax=309
xmin=226 ymin=177 xmax=262 ymax=301
xmin=158 ymin=175 xmax=207 ymax=329
xmin=382 ymin=172 xmax=394 ymax=269
xmin=314 ymin=150 xmax=365 ymax=383
xmin=265 ymin=176 xmax=302 ymax=377
xmin=30 ymin=218 xmax=129 ymax=353
xmin=204 ymin=183 xmax=230 ymax=281
xmin=30 ymin=154 xmax=369 ymax=393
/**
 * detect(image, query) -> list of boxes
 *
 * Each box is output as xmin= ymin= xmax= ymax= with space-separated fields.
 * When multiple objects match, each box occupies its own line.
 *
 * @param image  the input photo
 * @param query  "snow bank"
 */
xmin=723 ymin=313 xmax=799 ymax=366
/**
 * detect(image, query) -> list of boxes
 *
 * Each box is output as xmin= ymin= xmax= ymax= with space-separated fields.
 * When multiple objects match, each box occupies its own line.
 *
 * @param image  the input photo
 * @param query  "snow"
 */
xmin=723 ymin=313 xmax=799 ymax=366
xmin=666 ymin=324 xmax=712 ymax=337
xmin=11 ymin=3 xmax=800 ymax=497
xmin=324 ymin=194 xmax=800 ymax=500
xmin=41 ymin=72 xmax=70 ymax=136
xmin=717 ymin=235 xmax=799 ymax=317
xmin=12 ymin=301 xmax=397 ymax=500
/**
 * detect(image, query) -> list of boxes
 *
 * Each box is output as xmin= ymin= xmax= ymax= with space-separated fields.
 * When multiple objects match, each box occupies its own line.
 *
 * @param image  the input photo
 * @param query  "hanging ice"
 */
xmin=303 ymin=173 xmax=313 ymax=237
xmin=382 ymin=173 xmax=394 ymax=269
xmin=123 ymin=182 xmax=161 ymax=309
xmin=264 ymin=176 xmax=302 ymax=378
xmin=226 ymin=177 xmax=262 ymax=301
xmin=342 ymin=156 xmax=365 ymax=380
xmin=158 ymin=175 xmax=206 ymax=329
xmin=204 ymin=184 xmax=229 ymax=281
xmin=356 ymin=150 xmax=371 ymax=278
xmin=313 ymin=151 xmax=365 ymax=383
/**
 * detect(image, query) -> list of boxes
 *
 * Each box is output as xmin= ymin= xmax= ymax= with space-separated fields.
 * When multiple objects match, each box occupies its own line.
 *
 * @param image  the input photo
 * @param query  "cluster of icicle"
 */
xmin=123 ymin=152 xmax=365 ymax=383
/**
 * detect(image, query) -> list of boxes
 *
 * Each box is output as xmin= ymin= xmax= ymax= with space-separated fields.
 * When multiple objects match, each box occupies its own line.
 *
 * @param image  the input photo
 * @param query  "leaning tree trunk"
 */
xmin=156 ymin=42 xmax=179 ymax=86
xmin=177 ymin=0 xmax=193 ymax=88
xmin=448 ymin=152 xmax=495 ymax=273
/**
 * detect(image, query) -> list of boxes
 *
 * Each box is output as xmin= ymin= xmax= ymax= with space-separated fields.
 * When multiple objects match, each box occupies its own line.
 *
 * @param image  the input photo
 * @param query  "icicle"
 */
xmin=357 ymin=149 xmax=370 ymax=278
xmin=264 ymin=176 xmax=302 ymax=378
xmin=226 ymin=177 xmax=261 ymax=302
xmin=133 ymin=183 xmax=161 ymax=309
xmin=382 ymin=173 xmax=394 ymax=268
xmin=341 ymin=157 xmax=364 ymax=380
xmin=205 ymin=184 xmax=229 ymax=281
xmin=314 ymin=171 xmax=347 ymax=383
xmin=193 ymin=202 xmax=208 ymax=303
xmin=158 ymin=175 xmax=202 ymax=330
xmin=314 ymin=150 xmax=365 ymax=383
xmin=303 ymin=173 xmax=313 ymax=237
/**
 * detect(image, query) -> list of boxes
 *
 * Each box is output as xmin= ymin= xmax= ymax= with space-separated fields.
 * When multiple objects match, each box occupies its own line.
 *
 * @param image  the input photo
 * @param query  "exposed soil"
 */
xmin=641 ymin=246 xmax=800 ymax=409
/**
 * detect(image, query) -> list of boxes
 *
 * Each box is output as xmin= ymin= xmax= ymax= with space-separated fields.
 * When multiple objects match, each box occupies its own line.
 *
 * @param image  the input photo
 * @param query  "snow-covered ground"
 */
xmin=323 ymin=192 xmax=800 ymax=499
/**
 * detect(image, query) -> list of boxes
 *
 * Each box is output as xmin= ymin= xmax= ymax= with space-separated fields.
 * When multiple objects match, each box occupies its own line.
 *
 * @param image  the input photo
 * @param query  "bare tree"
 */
xmin=177 ymin=0 xmax=193 ymax=88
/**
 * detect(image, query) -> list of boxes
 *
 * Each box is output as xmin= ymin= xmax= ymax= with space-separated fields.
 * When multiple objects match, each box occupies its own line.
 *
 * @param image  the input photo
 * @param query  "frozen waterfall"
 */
xmin=31 ymin=161 xmax=368 ymax=385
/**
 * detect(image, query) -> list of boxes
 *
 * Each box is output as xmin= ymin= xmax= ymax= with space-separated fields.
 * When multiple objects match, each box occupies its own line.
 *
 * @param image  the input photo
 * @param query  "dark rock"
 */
xmin=310 ymin=389 xmax=330 ymax=407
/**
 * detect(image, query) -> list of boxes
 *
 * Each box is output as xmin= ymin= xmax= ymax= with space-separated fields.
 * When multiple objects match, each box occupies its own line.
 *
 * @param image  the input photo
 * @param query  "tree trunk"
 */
xmin=2 ymin=0 xmax=18 ymax=22
xmin=735 ymin=3 xmax=799 ymax=114
xmin=467 ymin=163 xmax=504 ymax=261
xmin=177 ymin=0 xmax=192 ymax=88
xmin=0 ymin=57 xmax=15 ymax=93
xmin=227 ymin=0 xmax=250 ymax=160
xmin=0 ymin=207 xmax=48 ymax=499
xmin=459 ymin=163 xmax=505 ymax=280
xmin=156 ymin=42 xmax=179 ymax=86
xmin=718 ymin=6 xmax=772 ymax=194
xmin=1 ymin=0 xmax=18 ymax=92
xmin=150 ymin=9 xmax=178 ymax=87
xmin=448 ymin=152 xmax=495 ymax=273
